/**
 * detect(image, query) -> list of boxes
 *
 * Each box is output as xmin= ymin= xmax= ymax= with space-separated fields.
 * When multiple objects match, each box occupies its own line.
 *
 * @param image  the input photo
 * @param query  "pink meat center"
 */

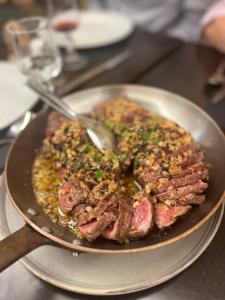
xmin=132 ymin=199 xmax=149 ymax=229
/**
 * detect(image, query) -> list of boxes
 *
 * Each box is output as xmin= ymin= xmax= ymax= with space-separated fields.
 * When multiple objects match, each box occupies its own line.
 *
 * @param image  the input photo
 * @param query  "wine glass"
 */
xmin=7 ymin=16 xmax=62 ymax=91
xmin=47 ymin=0 xmax=88 ymax=71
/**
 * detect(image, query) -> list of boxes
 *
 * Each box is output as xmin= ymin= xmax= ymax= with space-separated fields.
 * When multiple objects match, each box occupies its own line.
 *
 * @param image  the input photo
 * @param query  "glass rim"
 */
xmin=6 ymin=16 xmax=48 ymax=35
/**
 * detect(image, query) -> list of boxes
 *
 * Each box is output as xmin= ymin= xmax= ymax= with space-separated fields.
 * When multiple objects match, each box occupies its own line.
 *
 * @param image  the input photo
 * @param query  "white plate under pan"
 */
xmin=0 ymin=177 xmax=223 ymax=295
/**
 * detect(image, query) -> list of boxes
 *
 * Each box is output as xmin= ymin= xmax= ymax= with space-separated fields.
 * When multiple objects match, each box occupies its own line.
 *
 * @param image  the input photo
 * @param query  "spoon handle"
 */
xmin=27 ymin=80 xmax=78 ymax=120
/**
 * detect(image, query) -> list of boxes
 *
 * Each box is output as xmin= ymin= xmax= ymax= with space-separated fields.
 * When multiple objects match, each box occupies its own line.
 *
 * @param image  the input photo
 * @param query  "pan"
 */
xmin=0 ymin=85 xmax=225 ymax=272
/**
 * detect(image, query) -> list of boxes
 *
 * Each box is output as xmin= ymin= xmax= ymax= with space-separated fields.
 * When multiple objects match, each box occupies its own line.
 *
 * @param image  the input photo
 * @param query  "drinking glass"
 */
xmin=7 ymin=16 xmax=62 ymax=91
xmin=47 ymin=0 xmax=88 ymax=71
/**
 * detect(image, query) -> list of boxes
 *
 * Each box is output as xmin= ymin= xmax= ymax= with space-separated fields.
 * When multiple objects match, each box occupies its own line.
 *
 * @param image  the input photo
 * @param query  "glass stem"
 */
xmin=44 ymin=79 xmax=55 ymax=93
xmin=65 ymin=32 xmax=80 ymax=60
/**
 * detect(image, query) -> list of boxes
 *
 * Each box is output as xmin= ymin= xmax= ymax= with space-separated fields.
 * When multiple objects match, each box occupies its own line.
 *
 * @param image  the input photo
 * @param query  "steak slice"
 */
xmin=58 ymin=179 xmax=89 ymax=213
xmin=175 ymin=193 xmax=205 ymax=206
xmin=157 ymin=170 xmax=209 ymax=193
xmin=87 ymin=181 xmax=118 ymax=206
xmin=79 ymin=212 xmax=115 ymax=242
xmin=156 ymin=180 xmax=208 ymax=202
xmin=103 ymin=197 xmax=132 ymax=243
xmin=129 ymin=192 xmax=154 ymax=238
xmin=136 ymin=167 xmax=161 ymax=185
xmin=172 ymin=162 xmax=209 ymax=178
xmin=181 ymin=152 xmax=204 ymax=168
xmin=76 ymin=196 xmax=119 ymax=226
xmin=46 ymin=111 xmax=67 ymax=138
xmin=155 ymin=203 xmax=191 ymax=229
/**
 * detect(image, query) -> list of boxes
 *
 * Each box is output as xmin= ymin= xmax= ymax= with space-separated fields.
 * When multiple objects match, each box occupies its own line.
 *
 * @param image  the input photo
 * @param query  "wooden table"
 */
xmin=0 ymin=8 xmax=225 ymax=300
xmin=137 ymin=44 xmax=225 ymax=131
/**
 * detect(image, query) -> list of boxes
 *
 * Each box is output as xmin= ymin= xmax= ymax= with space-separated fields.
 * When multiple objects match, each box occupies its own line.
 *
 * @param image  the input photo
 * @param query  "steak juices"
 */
xmin=32 ymin=98 xmax=209 ymax=243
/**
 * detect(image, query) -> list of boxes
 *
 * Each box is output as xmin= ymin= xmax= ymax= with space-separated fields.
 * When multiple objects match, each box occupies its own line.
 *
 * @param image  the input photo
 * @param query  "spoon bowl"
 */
xmin=27 ymin=80 xmax=115 ymax=153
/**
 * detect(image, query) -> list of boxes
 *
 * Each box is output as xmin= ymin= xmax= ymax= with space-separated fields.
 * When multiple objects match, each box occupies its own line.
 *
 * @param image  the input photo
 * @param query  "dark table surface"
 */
xmin=1 ymin=6 xmax=225 ymax=300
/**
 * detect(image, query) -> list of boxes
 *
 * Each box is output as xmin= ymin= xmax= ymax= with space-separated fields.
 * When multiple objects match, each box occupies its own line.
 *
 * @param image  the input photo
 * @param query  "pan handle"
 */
xmin=0 ymin=223 xmax=50 ymax=272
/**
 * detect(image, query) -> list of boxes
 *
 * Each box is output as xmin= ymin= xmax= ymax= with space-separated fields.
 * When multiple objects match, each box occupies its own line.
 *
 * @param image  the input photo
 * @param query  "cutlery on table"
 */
xmin=27 ymin=80 xmax=115 ymax=152
xmin=208 ymin=59 xmax=225 ymax=86
xmin=59 ymin=49 xmax=132 ymax=96
xmin=211 ymin=85 xmax=225 ymax=104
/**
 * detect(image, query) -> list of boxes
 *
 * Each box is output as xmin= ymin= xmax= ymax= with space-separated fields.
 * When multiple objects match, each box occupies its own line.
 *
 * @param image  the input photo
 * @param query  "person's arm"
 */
xmin=201 ymin=1 xmax=225 ymax=53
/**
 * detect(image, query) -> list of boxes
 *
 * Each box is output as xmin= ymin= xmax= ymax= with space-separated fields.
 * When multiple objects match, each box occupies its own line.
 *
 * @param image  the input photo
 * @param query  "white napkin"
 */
xmin=0 ymin=61 xmax=38 ymax=130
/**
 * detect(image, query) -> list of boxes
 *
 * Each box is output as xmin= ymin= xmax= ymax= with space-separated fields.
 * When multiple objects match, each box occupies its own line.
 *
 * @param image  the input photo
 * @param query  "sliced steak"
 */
xmin=129 ymin=192 xmax=154 ymax=238
xmin=181 ymin=152 xmax=204 ymax=168
xmin=175 ymin=193 xmax=206 ymax=206
xmin=135 ymin=166 xmax=161 ymax=185
xmin=76 ymin=197 xmax=118 ymax=226
xmin=103 ymin=197 xmax=132 ymax=243
xmin=58 ymin=179 xmax=90 ymax=213
xmin=77 ymin=188 xmax=121 ymax=226
xmin=156 ymin=180 xmax=208 ymax=202
xmin=79 ymin=212 xmax=115 ymax=242
xmin=46 ymin=111 xmax=67 ymax=138
xmin=87 ymin=181 xmax=118 ymax=206
xmin=172 ymin=162 xmax=209 ymax=178
xmin=155 ymin=203 xmax=191 ymax=229
xmin=157 ymin=169 xmax=209 ymax=193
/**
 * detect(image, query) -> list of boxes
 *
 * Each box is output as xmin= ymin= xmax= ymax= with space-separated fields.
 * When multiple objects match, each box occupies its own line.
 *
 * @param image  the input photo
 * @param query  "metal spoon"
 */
xmin=0 ymin=111 xmax=33 ymax=146
xmin=27 ymin=80 xmax=115 ymax=152
xmin=207 ymin=59 xmax=225 ymax=86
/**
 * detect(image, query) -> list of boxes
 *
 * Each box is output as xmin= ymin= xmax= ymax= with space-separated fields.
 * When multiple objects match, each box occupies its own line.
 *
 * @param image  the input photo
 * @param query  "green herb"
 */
xmin=106 ymin=121 xmax=114 ymax=130
xmin=133 ymin=157 xmax=139 ymax=169
xmin=84 ymin=162 xmax=90 ymax=171
xmin=152 ymin=137 xmax=160 ymax=145
xmin=146 ymin=125 xmax=159 ymax=133
xmin=141 ymin=132 xmax=150 ymax=142
xmin=77 ymin=161 xmax=81 ymax=168
xmin=94 ymin=169 xmax=104 ymax=179
xmin=132 ymin=147 xmax=139 ymax=154
xmin=152 ymin=125 xmax=160 ymax=132
xmin=81 ymin=144 xmax=93 ymax=153
xmin=94 ymin=155 xmax=101 ymax=162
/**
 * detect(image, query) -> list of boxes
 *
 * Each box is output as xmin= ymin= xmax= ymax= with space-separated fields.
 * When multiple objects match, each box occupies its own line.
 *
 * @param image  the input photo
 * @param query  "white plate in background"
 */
xmin=52 ymin=11 xmax=134 ymax=49
xmin=0 ymin=62 xmax=38 ymax=130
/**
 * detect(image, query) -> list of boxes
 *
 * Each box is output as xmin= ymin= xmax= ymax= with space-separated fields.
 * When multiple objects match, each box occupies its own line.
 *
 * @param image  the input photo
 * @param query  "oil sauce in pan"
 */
xmin=32 ymin=154 xmax=79 ymax=235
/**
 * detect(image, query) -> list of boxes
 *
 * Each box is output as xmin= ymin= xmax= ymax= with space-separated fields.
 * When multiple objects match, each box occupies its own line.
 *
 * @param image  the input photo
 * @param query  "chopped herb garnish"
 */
xmin=76 ymin=161 xmax=81 ymax=168
xmin=133 ymin=157 xmax=139 ymax=169
xmin=132 ymin=147 xmax=139 ymax=154
xmin=81 ymin=144 xmax=93 ymax=153
xmin=94 ymin=169 xmax=104 ymax=179
xmin=94 ymin=155 xmax=101 ymax=162
xmin=116 ymin=132 xmax=122 ymax=138
xmin=141 ymin=132 xmax=150 ymax=142
xmin=152 ymin=137 xmax=160 ymax=145
xmin=106 ymin=121 xmax=114 ymax=130
xmin=84 ymin=162 xmax=90 ymax=171
xmin=152 ymin=125 xmax=160 ymax=131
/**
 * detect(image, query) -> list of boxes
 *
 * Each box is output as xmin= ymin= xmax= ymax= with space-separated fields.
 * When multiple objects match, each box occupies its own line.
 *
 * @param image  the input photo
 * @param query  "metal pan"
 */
xmin=1 ymin=85 xmax=225 ymax=272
